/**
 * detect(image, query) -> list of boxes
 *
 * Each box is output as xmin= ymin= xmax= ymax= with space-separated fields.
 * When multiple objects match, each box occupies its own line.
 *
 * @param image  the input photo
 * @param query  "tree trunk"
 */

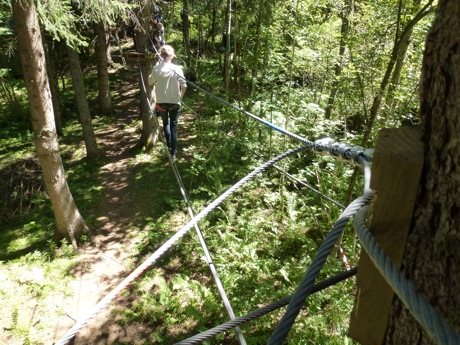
xmin=11 ymin=0 xmax=89 ymax=248
xmin=381 ymin=0 xmax=422 ymax=127
xmin=250 ymin=10 xmax=263 ymax=96
xmin=346 ymin=1 xmax=434 ymax=203
xmin=132 ymin=28 xmax=159 ymax=152
xmin=232 ymin=0 xmax=239 ymax=92
xmin=384 ymin=0 xmax=460 ymax=343
xmin=66 ymin=45 xmax=101 ymax=160
xmin=42 ymin=32 xmax=63 ymax=136
xmin=136 ymin=58 xmax=158 ymax=152
xmin=360 ymin=0 xmax=434 ymax=148
xmin=210 ymin=5 xmax=218 ymax=45
xmin=224 ymin=0 xmax=232 ymax=96
xmin=324 ymin=0 xmax=352 ymax=120
xmin=181 ymin=0 xmax=191 ymax=69
xmin=94 ymin=21 xmax=114 ymax=116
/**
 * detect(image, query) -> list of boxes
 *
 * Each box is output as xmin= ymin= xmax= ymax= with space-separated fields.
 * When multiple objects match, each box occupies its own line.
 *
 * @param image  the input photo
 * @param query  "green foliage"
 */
xmin=0 ymin=1 xmax=15 ymax=76
xmin=36 ymin=0 xmax=87 ymax=47
xmin=35 ymin=0 xmax=135 ymax=49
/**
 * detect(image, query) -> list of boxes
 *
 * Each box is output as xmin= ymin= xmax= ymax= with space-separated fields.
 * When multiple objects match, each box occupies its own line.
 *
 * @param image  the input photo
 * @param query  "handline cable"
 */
xmin=161 ymin=58 xmax=373 ymax=166
xmin=354 ymin=205 xmax=460 ymax=345
xmin=174 ymin=267 xmax=358 ymax=345
xmin=143 ymin=11 xmax=371 ymax=166
xmin=268 ymin=189 xmax=374 ymax=344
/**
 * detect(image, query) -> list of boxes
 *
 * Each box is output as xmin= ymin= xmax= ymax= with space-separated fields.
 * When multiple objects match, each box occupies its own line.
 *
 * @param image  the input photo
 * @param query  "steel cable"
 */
xmin=267 ymin=189 xmax=374 ymax=344
xmin=174 ymin=267 xmax=357 ymax=344
xmin=354 ymin=204 xmax=460 ymax=345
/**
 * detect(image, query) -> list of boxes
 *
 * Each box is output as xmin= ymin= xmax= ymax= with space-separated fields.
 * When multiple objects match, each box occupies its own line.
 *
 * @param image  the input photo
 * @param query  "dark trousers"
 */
xmin=156 ymin=103 xmax=180 ymax=156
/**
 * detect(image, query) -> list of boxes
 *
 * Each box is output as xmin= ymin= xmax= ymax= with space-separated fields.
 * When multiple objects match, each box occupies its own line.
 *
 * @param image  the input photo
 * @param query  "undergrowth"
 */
xmin=0 ymin=57 xmax=361 ymax=345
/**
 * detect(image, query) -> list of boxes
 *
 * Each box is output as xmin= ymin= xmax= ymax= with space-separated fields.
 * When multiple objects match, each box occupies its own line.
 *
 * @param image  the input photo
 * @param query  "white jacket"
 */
xmin=148 ymin=62 xmax=186 ymax=104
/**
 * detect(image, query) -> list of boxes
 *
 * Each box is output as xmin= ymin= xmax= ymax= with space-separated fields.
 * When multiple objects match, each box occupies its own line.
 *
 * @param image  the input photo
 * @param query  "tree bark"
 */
xmin=325 ymin=0 xmax=352 ymax=120
xmin=42 ymin=32 xmax=63 ymax=136
xmin=11 ymin=0 xmax=89 ymax=247
xmin=94 ymin=21 xmax=114 ymax=116
xmin=181 ymin=0 xmax=191 ymax=69
xmin=360 ymin=0 xmax=434 ymax=148
xmin=136 ymin=58 xmax=158 ymax=153
xmin=232 ymin=0 xmax=239 ymax=92
xmin=224 ymin=0 xmax=232 ymax=95
xmin=250 ymin=9 xmax=263 ymax=97
xmin=66 ymin=45 xmax=101 ymax=160
xmin=384 ymin=0 xmax=460 ymax=343
xmin=131 ymin=27 xmax=159 ymax=152
xmin=210 ymin=5 xmax=218 ymax=45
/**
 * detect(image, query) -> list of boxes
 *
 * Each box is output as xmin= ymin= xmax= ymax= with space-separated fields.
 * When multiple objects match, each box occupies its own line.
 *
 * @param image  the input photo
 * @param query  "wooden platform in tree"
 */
xmin=112 ymin=51 xmax=159 ymax=61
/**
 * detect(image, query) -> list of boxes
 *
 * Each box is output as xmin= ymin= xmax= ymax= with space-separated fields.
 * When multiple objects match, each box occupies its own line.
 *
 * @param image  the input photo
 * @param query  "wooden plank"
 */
xmin=348 ymin=127 xmax=424 ymax=345
xmin=112 ymin=52 xmax=159 ymax=61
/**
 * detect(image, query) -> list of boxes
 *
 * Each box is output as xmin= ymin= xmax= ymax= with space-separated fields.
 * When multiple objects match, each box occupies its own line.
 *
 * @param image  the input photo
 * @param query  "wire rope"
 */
xmin=354 ymin=204 xmax=460 ymax=345
xmin=267 ymin=189 xmax=374 ymax=344
xmin=181 ymin=101 xmax=346 ymax=210
xmin=174 ymin=267 xmax=357 ymax=345
xmin=161 ymin=59 xmax=373 ymax=167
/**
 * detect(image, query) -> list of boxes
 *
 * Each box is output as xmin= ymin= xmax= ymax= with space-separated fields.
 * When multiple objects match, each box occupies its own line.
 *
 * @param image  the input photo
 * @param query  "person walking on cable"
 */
xmin=148 ymin=45 xmax=187 ymax=159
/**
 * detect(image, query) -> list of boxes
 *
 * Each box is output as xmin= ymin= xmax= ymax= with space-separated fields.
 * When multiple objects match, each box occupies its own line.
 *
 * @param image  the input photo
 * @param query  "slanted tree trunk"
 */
xmin=324 ymin=0 xmax=352 ymax=120
xmin=132 ymin=27 xmax=159 ymax=152
xmin=42 ymin=32 xmax=63 ymax=136
xmin=181 ymin=0 xmax=191 ymax=69
xmin=361 ymin=0 xmax=434 ymax=148
xmin=11 ymin=0 xmax=89 ymax=248
xmin=94 ymin=21 xmax=114 ymax=116
xmin=346 ymin=0 xmax=435 ymax=203
xmin=381 ymin=0 xmax=424 ymax=127
xmin=384 ymin=0 xmax=460 ymax=342
xmin=66 ymin=45 xmax=101 ymax=160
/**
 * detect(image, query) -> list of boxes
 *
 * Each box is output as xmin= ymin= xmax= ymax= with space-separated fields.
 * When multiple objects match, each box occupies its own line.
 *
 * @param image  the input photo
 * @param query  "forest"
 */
xmin=1 ymin=0 xmax=459 ymax=344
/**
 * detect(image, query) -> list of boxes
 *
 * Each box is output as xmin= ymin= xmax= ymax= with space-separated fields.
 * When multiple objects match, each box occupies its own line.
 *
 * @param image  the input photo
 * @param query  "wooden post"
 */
xmin=348 ymin=127 xmax=424 ymax=344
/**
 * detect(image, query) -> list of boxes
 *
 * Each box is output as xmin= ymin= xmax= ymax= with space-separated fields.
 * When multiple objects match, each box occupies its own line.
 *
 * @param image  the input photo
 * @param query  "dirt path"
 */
xmin=53 ymin=69 xmax=154 ymax=344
